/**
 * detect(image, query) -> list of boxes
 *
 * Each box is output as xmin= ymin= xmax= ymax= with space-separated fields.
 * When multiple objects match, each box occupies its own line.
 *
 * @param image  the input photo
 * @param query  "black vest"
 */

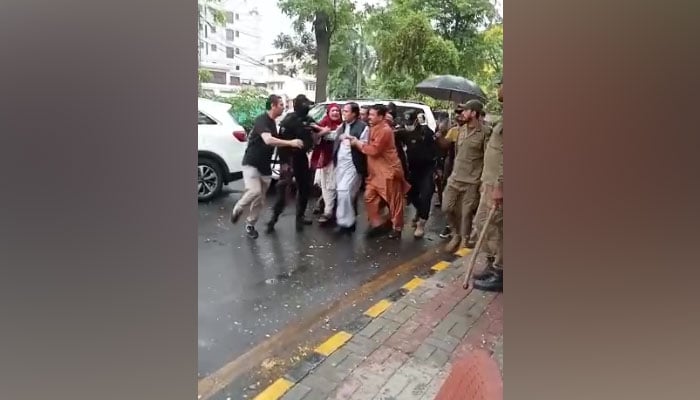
xmin=332 ymin=119 xmax=368 ymax=178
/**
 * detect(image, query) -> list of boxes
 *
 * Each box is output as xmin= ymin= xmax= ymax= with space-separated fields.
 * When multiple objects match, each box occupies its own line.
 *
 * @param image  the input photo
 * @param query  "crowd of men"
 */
xmin=229 ymin=78 xmax=503 ymax=292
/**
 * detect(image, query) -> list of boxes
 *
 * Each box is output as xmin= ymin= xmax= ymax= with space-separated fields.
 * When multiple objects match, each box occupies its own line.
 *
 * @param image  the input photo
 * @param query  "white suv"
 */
xmin=198 ymin=98 xmax=248 ymax=201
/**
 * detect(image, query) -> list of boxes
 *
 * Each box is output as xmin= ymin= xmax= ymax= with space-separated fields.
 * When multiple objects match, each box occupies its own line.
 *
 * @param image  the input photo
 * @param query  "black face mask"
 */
xmin=294 ymin=100 xmax=312 ymax=117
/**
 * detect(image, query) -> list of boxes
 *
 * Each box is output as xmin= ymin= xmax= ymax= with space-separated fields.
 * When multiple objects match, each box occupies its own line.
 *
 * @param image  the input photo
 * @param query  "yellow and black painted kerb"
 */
xmin=249 ymin=247 xmax=473 ymax=400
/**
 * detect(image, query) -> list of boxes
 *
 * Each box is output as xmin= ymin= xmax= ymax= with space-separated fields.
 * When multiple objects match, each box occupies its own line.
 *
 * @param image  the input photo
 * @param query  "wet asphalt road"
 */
xmin=198 ymin=181 xmax=448 ymax=378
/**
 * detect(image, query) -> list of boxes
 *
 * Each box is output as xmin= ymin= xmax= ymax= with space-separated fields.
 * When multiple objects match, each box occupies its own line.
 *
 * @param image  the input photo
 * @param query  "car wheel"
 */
xmin=198 ymin=157 xmax=223 ymax=202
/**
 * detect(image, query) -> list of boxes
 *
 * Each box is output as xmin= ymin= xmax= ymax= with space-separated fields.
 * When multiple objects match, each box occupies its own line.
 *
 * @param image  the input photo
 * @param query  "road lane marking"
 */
xmin=431 ymin=261 xmax=451 ymax=271
xmin=314 ymin=331 xmax=353 ymax=357
xmin=247 ymin=256 xmax=461 ymax=400
xmin=364 ymin=299 xmax=393 ymax=318
xmin=454 ymin=247 xmax=472 ymax=257
xmin=252 ymin=378 xmax=294 ymax=400
xmin=198 ymin=246 xmax=443 ymax=400
xmin=402 ymin=277 xmax=425 ymax=292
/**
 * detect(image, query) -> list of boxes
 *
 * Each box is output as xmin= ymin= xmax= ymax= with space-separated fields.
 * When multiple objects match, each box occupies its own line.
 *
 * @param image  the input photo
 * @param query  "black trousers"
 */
xmin=407 ymin=165 xmax=435 ymax=221
xmin=272 ymin=154 xmax=311 ymax=221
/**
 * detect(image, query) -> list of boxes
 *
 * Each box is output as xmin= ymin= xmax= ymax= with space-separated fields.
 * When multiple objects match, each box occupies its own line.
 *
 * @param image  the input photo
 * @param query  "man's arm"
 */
xmin=353 ymin=126 xmax=391 ymax=156
xmin=324 ymin=125 xmax=342 ymax=141
xmin=260 ymin=132 xmax=303 ymax=148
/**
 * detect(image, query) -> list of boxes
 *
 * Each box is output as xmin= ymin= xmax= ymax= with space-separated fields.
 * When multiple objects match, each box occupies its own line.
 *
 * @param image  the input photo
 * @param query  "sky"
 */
xmin=257 ymin=0 xmax=386 ymax=55
xmin=257 ymin=0 xmax=502 ymax=55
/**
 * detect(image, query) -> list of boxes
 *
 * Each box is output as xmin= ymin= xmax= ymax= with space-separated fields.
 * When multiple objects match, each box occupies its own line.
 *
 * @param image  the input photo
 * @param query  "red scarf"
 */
xmin=310 ymin=103 xmax=341 ymax=169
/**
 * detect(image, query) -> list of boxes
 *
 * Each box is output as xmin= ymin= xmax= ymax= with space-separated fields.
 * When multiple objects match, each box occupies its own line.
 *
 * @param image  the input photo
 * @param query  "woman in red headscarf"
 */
xmin=311 ymin=103 xmax=342 ymax=224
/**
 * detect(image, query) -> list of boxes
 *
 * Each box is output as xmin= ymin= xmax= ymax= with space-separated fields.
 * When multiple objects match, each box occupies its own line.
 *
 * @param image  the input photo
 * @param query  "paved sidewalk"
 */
xmin=270 ymin=255 xmax=503 ymax=400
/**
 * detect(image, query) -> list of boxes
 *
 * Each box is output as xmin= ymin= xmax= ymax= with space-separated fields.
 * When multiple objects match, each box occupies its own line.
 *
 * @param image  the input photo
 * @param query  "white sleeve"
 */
xmin=359 ymin=126 xmax=370 ymax=143
xmin=325 ymin=125 xmax=342 ymax=141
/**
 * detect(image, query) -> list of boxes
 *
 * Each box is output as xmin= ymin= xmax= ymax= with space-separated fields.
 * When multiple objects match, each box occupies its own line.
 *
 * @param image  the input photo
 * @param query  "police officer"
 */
xmin=440 ymin=100 xmax=491 ymax=253
xmin=472 ymin=77 xmax=503 ymax=292
xmin=266 ymin=94 xmax=317 ymax=233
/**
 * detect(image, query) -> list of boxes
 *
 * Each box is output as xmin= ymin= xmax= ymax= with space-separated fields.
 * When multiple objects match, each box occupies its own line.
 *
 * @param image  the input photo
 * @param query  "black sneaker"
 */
xmin=387 ymin=229 xmax=402 ymax=240
xmin=473 ymin=269 xmax=503 ymax=292
xmin=245 ymin=224 xmax=259 ymax=239
xmin=298 ymin=217 xmax=313 ymax=225
xmin=439 ymin=226 xmax=451 ymax=239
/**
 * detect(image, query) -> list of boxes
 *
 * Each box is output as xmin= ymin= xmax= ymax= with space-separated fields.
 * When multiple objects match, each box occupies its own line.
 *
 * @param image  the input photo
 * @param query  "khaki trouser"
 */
xmin=234 ymin=166 xmax=272 ymax=225
xmin=441 ymin=182 xmax=480 ymax=239
xmin=473 ymin=184 xmax=503 ymax=268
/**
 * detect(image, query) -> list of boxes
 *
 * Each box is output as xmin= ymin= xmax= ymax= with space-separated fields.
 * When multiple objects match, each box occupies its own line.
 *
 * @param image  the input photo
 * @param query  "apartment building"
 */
xmin=198 ymin=0 xmax=262 ymax=86
xmin=198 ymin=1 xmax=319 ymax=101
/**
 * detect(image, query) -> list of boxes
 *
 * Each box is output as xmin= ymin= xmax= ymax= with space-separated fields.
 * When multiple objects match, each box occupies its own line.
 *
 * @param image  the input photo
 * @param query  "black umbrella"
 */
xmin=416 ymin=75 xmax=487 ymax=103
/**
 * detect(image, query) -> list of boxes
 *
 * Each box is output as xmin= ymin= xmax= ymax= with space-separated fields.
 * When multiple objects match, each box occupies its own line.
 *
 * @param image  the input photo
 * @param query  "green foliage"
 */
xmin=359 ymin=0 xmax=502 ymax=106
xmin=277 ymin=0 xmax=356 ymax=101
xmin=213 ymin=87 xmax=269 ymax=131
xmin=273 ymin=0 xmax=503 ymax=106
xmin=367 ymin=7 xmax=460 ymax=99
xmin=198 ymin=69 xmax=213 ymax=83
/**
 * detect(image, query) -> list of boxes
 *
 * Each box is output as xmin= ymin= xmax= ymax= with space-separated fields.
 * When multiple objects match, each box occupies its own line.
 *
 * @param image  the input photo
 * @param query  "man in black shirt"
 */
xmin=230 ymin=95 xmax=304 ymax=239
xmin=266 ymin=94 xmax=318 ymax=233
xmin=397 ymin=109 xmax=438 ymax=238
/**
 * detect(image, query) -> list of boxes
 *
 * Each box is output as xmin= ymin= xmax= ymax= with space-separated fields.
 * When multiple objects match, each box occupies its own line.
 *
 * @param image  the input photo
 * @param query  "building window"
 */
xmin=199 ymin=41 xmax=204 ymax=49
xmin=305 ymin=82 xmax=316 ymax=91
xmin=211 ymin=44 xmax=217 ymax=52
xmin=235 ymin=65 xmax=240 ymax=70
xmin=235 ymin=48 xmax=240 ymax=54
xmin=226 ymin=47 xmax=234 ymax=58
xmin=226 ymin=29 xmax=234 ymax=41
xmin=268 ymin=59 xmax=273 ymax=63
xmin=211 ymin=25 xmax=216 ymax=33
xmin=226 ymin=12 xmax=234 ymax=23
xmin=210 ymin=71 xmax=226 ymax=84
xmin=277 ymin=58 xmax=282 ymax=62
xmin=230 ymin=76 xmax=241 ymax=85
xmin=235 ymin=31 xmax=240 ymax=37
xmin=235 ymin=13 xmax=240 ymax=20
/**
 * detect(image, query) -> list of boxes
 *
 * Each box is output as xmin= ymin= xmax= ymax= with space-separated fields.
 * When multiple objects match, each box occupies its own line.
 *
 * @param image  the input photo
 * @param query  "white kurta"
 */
xmin=335 ymin=123 xmax=369 ymax=227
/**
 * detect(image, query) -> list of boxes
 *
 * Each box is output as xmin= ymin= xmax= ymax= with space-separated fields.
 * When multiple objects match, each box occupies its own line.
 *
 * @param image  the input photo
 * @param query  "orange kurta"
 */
xmin=360 ymin=120 xmax=411 ymax=230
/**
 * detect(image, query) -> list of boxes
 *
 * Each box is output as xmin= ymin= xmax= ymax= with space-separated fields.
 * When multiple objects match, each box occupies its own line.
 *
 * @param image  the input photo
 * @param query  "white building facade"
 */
xmin=198 ymin=1 xmax=319 ymax=101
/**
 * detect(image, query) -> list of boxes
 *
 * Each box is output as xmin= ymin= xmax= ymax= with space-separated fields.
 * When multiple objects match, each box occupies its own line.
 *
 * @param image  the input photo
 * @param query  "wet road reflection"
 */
xmin=198 ymin=182 xmax=447 ymax=376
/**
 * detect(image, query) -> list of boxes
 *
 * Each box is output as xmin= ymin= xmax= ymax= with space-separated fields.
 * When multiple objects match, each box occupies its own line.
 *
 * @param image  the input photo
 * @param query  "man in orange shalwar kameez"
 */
xmin=345 ymin=104 xmax=410 ymax=239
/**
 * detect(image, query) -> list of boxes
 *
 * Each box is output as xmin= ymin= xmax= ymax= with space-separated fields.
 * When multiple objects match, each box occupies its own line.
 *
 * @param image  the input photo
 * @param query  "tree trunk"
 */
xmin=314 ymin=13 xmax=331 ymax=103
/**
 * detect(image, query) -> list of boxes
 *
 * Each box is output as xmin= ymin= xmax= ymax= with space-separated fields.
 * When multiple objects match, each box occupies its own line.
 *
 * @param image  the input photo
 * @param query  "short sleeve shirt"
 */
xmin=242 ymin=113 xmax=278 ymax=176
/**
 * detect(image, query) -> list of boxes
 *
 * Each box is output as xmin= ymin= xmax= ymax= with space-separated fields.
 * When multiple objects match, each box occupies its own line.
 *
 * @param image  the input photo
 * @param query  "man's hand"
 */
xmin=492 ymin=185 xmax=503 ymax=206
xmin=290 ymin=139 xmax=304 ymax=149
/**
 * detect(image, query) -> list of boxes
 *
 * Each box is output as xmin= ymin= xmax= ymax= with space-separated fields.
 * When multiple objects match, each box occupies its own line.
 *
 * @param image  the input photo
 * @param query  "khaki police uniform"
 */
xmin=441 ymin=123 xmax=491 ymax=250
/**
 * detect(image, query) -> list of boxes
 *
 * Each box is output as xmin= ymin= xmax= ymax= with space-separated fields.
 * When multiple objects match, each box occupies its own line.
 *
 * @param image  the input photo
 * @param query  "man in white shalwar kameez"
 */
xmin=331 ymin=103 xmax=369 ymax=234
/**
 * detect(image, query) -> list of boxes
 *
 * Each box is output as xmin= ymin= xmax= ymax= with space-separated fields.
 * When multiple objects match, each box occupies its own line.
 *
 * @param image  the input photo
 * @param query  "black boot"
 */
xmin=473 ymin=257 xmax=497 ymax=280
xmin=473 ymin=268 xmax=503 ymax=292
xmin=366 ymin=220 xmax=392 ymax=238
xmin=295 ymin=216 xmax=311 ymax=232
xmin=265 ymin=216 xmax=278 ymax=234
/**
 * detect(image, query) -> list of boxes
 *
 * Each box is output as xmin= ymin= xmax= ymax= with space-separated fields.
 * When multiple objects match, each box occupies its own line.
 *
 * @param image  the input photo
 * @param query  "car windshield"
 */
xmin=309 ymin=102 xmax=426 ymax=127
